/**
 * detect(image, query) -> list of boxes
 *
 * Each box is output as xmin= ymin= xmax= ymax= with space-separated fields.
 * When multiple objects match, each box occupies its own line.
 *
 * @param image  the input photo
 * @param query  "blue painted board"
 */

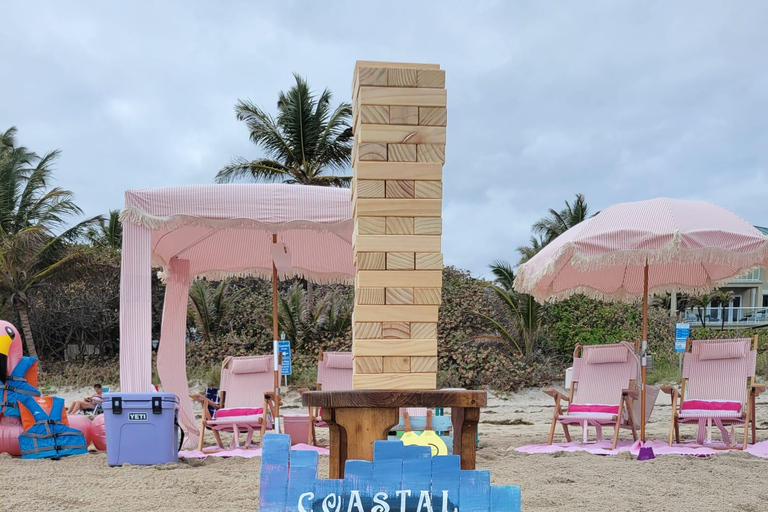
xmin=491 ymin=486 xmax=522 ymax=512
xmin=259 ymin=434 xmax=290 ymax=511
xmin=286 ymin=450 xmax=318 ymax=512
xmin=460 ymin=469 xmax=492 ymax=512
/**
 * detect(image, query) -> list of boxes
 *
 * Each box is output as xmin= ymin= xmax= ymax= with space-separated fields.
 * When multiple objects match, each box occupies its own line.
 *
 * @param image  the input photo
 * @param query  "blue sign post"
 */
xmin=675 ymin=323 xmax=690 ymax=353
xmin=278 ymin=338 xmax=292 ymax=377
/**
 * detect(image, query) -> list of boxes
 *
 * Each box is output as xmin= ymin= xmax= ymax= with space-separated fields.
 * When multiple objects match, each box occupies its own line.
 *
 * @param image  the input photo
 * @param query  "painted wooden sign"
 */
xmin=259 ymin=434 xmax=521 ymax=512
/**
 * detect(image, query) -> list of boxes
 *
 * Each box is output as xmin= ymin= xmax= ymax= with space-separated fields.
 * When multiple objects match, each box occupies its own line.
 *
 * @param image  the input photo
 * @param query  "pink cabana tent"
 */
xmin=119 ymin=184 xmax=354 ymax=440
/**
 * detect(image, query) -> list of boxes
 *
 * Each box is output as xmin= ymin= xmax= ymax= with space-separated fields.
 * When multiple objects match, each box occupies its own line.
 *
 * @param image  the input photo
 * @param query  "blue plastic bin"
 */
xmin=102 ymin=392 xmax=180 ymax=466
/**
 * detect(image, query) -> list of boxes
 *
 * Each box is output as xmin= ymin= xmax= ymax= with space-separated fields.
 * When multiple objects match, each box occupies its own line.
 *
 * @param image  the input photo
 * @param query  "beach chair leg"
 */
xmin=562 ymin=423 xmax=571 ymax=443
xmin=743 ymin=411 xmax=750 ymax=450
xmin=751 ymin=393 xmax=757 ymax=444
xmin=211 ymin=428 xmax=224 ymax=449
xmin=668 ymin=417 xmax=675 ymax=447
xmin=625 ymin=400 xmax=637 ymax=441
xmin=197 ymin=423 xmax=205 ymax=452
xmin=612 ymin=401 xmax=624 ymax=450
xmin=581 ymin=421 xmax=588 ymax=444
xmin=547 ymin=413 xmax=558 ymax=445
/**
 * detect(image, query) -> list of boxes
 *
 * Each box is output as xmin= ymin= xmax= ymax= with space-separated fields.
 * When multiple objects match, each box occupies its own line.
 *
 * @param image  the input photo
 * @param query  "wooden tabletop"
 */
xmin=301 ymin=389 xmax=487 ymax=408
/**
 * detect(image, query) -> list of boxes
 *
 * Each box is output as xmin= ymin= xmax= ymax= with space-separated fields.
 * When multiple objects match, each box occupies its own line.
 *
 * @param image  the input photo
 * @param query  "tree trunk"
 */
xmin=15 ymin=305 xmax=38 ymax=358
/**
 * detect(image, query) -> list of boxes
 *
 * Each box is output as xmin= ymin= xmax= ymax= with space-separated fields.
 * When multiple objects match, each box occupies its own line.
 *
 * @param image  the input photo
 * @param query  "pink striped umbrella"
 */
xmin=514 ymin=197 xmax=768 ymax=440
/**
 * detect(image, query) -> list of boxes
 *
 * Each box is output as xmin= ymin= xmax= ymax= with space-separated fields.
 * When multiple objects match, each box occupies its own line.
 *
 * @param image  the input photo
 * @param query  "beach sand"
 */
xmin=2 ymin=387 xmax=767 ymax=511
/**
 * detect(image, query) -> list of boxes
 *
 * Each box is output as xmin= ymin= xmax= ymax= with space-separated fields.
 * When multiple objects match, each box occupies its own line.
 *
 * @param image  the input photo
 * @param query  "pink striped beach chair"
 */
xmin=544 ymin=342 xmax=640 ymax=449
xmin=307 ymin=350 xmax=352 ymax=446
xmin=660 ymin=336 xmax=764 ymax=448
xmin=191 ymin=355 xmax=277 ymax=451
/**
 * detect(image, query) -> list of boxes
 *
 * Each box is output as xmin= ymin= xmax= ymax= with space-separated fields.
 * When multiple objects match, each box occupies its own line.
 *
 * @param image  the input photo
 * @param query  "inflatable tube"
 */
xmin=0 ymin=320 xmax=23 ymax=373
xmin=0 ymin=416 xmax=23 ymax=456
xmin=67 ymin=414 xmax=95 ymax=448
xmin=91 ymin=414 xmax=106 ymax=451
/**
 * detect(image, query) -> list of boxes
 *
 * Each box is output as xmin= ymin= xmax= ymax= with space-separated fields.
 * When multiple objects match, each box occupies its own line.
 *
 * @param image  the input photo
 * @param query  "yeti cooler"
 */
xmin=102 ymin=392 xmax=180 ymax=466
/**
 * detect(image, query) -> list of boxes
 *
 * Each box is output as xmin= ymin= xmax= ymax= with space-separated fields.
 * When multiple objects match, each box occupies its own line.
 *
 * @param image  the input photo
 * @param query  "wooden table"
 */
xmin=301 ymin=389 xmax=487 ymax=478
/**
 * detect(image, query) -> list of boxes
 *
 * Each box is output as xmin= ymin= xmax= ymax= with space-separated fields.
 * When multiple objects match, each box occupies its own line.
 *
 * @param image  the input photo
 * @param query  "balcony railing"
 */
xmin=727 ymin=269 xmax=763 ymax=283
xmin=681 ymin=306 xmax=768 ymax=326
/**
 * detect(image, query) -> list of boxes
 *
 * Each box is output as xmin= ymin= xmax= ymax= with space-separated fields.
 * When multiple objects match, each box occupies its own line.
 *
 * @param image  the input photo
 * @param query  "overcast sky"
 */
xmin=2 ymin=1 xmax=767 ymax=279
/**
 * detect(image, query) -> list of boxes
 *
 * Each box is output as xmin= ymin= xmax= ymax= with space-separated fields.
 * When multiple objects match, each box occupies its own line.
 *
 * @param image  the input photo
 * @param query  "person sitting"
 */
xmin=67 ymin=384 xmax=103 ymax=414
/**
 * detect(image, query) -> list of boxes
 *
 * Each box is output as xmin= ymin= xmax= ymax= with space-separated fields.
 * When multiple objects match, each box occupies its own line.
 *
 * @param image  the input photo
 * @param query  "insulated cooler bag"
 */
xmin=102 ymin=392 xmax=181 ymax=466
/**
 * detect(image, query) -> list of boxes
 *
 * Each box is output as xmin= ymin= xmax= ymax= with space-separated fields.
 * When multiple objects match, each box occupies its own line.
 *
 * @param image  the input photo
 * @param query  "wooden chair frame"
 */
xmin=660 ymin=335 xmax=764 ymax=449
xmin=544 ymin=344 xmax=638 ymax=450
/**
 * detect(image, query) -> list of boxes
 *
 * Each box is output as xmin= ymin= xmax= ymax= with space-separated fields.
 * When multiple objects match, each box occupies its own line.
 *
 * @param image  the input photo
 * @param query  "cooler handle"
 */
xmin=152 ymin=397 xmax=162 ymax=414
xmin=112 ymin=397 xmax=123 ymax=414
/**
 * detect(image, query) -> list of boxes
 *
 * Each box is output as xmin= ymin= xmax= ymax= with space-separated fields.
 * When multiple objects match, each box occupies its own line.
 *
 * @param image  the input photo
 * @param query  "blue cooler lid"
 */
xmin=102 ymin=392 xmax=179 ymax=412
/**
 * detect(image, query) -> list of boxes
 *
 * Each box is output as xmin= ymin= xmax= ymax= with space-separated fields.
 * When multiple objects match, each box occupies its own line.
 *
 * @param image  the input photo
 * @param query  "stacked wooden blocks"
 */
xmin=351 ymin=61 xmax=446 ymax=390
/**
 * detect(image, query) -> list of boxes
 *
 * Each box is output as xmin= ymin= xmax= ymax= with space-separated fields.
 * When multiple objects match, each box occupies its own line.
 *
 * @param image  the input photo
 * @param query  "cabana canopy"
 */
xmin=119 ymin=184 xmax=354 ymax=440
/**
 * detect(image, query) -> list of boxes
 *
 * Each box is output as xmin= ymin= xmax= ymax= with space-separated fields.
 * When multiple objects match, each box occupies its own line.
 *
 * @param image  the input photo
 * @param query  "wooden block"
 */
xmin=354 ymin=305 xmax=440 ymax=323
xmin=418 ymin=107 xmax=447 ymax=126
xmin=357 ymin=270 xmax=443 ymax=288
xmin=353 ymin=373 xmax=436 ymax=390
xmin=355 ymin=356 xmax=383 ymax=374
xmin=356 ymin=199 xmax=441 ymax=217
xmin=411 ymin=322 xmax=438 ymax=339
xmin=382 ymin=322 xmax=410 ymax=339
xmin=415 ymin=253 xmax=443 ymax=270
xmin=357 ymin=180 xmax=385 ymax=198
xmin=357 ymin=287 xmax=385 ymax=305
xmin=354 ymin=322 xmax=382 ymax=339
xmin=383 ymin=356 xmax=411 ymax=373
xmin=358 ymin=217 xmax=386 ymax=235
xmin=386 ymin=287 xmax=413 ymax=305
xmin=353 ymin=338 xmax=437 ymax=357
xmin=413 ymin=288 xmax=442 ymax=305
xmin=414 ymin=217 xmax=442 ymax=235
xmin=386 ymin=180 xmax=414 ymax=198
xmin=385 ymin=217 xmax=414 ymax=235
xmin=387 ymin=252 xmax=415 ymax=270
xmin=358 ymin=67 xmax=388 ymax=86
xmin=358 ymin=87 xmax=447 ymax=107
xmin=414 ymin=181 xmax=442 ymax=199
xmin=387 ymin=144 xmax=417 ymax=162
xmin=417 ymin=144 xmax=445 ymax=163
xmin=417 ymin=69 xmax=446 ymax=88
xmin=356 ymin=252 xmax=386 ymax=270
xmin=360 ymin=105 xmax=389 ymax=124
xmin=388 ymin=68 xmax=418 ymax=87
xmin=389 ymin=106 xmax=418 ymax=125
xmin=355 ymin=61 xmax=440 ymax=71
xmin=358 ymin=143 xmax=387 ymax=161
xmin=355 ymin=162 xmax=442 ymax=181
xmin=359 ymin=125 xmax=446 ymax=145
xmin=356 ymin=236 xmax=439 ymax=253
xmin=410 ymin=356 xmax=438 ymax=373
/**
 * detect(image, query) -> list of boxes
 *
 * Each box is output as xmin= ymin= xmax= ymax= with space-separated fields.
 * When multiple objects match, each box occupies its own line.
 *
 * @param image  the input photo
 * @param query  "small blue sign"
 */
xmin=278 ymin=340 xmax=292 ymax=376
xmin=675 ymin=323 xmax=690 ymax=353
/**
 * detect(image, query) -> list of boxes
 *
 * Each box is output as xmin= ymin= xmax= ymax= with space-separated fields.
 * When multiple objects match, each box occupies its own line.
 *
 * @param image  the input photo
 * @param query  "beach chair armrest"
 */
xmin=622 ymin=388 xmax=639 ymax=400
xmin=659 ymin=385 xmax=679 ymax=400
xmin=543 ymin=388 xmax=570 ymax=402
xmin=189 ymin=393 xmax=221 ymax=410
xmin=297 ymin=388 xmax=310 ymax=395
xmin=751 ymin=383 xmax=766 ymax=397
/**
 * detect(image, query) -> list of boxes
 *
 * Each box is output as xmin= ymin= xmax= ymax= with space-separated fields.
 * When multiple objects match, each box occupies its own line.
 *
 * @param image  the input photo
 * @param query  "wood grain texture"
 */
xmin=356 ymin=252 xmax=386 ymax=270
xmin=385 ymin=217 xmax=414 ymax=235
xmin=355 ymin=235 xmax=439 ymax=253
xmin=418 ymin=107 xmax=447 ymax=126
xmin=387 ymin=144 xmax=417 ymax=162
xmin=355 ymin=61 xmax=440 ymax=71
xmin=414 ymin=217 xmax=442 ymax=235
xmin=357 ymin=217 xmax=386 ymax=235
xmin=358 ymin=125 xmax=446 ymax=145
xmin=357 ymin=270 xmax=443 ymax=288
xmin=358 ymin=143 xmax=387 ymax=161
xmin=354 ymin=305 xmax=440 ymax=323
xmin=354 ymin=162 xmax=442 ymax=181
xmin=360 ymin=105 xmax=389 ymax=124
xmin=352 ymin=373 xmax=437 ymax=390
xmin=354 ymin=356 xmax=383 ymax=374
xmin=413 ymin=287 xmax=442 ymax=305
xmin=358 ymin=87 xmax=447 ymax=107
xmin=410 ymin=356 xmax=438 ymax=373
xmin=415 ymin=252 xmax=443 ymax=270
xmin=389 ymin=106 xmax=418 ymax=125
xmin=357 ymin=67 xmax=388 ymax=86
xmin=357 ymin=179 xmax=385 ymax=198
xmin=414 ymin=180 xmax=442 ymax=199
xmin=302 ymin=389 xmax=487 ymax=408
xmin=417 ymin=69 xmax=446 ymax=88
xmin=386 ymin=287 xmax=413 ymax=305
xmin=385 ymin=180 xmax=415 ymax=198
xmin=356 ymin=199 xmax=442 ymax=217
xmin=383 ymin=356 xmax=411 ymax=373
xmin=386 ymin=251 xmax=415 ymax=270
xmin=352 ymin=339 xmax=436 ymax=357
xmin=382 ymin=321 xmax=410 ymax=339
xmin=417 ymin=144 xmax=445 ymax=163
xmin=387 ymin=68 xmax=418 ymax=87
xmin=353 ymin=322 xmax=382 ymax=339
xmin=356 ymin=287 xmax=385 ymax=305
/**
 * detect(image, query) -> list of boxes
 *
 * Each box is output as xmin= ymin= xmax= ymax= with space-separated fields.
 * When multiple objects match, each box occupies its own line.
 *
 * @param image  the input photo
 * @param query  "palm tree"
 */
xmin=532 ymin=193 xmax=592 ymax=243
xmin=712 ymin=289 xmax=735 ymax=331
xmin=216 ymin=74 xmax=353 ymax=187
xmin=86 ymin=209 xmax=122 ymax=251
xmin=187 ymin=279 xmax=246 ymax=344
xmin=689 ymin=293 xmax=713 ymax=328
xmin=516 ymin=235 xmax=547 ymax=264
xmin=0 ymin=127 xmax=98 ymax=357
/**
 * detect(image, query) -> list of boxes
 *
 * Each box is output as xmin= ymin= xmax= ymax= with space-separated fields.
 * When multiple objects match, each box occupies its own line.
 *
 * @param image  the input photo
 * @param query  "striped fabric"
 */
xmin=570 ymin=343 xmax=639 ymax=408
xmin=514 ymin=198 xmax=768 ymax=302
xmin=220 ymin=355 xmax=274 ymax=409
xmin=317 ymin=352 xmax=353 ymax=392
xmin=682 ymin=339 xmax=753 ymax=407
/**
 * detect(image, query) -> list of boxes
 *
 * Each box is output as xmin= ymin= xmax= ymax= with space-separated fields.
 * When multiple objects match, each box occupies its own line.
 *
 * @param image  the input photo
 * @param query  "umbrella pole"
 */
xmin=641 ymin=260 xmax=649 ymax=442
xmin=272 ymin=234 xmax=281 ymax=433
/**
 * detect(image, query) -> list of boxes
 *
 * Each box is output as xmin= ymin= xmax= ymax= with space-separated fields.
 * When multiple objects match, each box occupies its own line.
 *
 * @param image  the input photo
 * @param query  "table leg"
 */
xmin=321 ymin=408 xmax=347 ymax=479
xmin=330 ymin=407 xmax=399 ymax=478
xmin=452 ymin=407 xmax=480 ymax=470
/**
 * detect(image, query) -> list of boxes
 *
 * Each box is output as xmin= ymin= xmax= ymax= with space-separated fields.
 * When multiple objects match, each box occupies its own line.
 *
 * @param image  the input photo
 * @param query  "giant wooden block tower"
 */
xmin=351 ymin=61 xmax=446 ymax=390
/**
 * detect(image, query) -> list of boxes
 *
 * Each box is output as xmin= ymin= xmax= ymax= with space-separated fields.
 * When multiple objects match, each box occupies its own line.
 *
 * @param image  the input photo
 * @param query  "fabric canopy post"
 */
xmin=157 ymin=258 xmax=198 ymax=442
xmin=119 ymin=219 xmax=153 ymax=392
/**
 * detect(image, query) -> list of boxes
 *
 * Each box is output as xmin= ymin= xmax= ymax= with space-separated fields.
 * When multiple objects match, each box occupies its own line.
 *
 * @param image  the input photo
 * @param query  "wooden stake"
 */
xmin=641 ymin=260 xmax=649 ymax=442
xmin=272 ymin=234 xmax=281 ymax=424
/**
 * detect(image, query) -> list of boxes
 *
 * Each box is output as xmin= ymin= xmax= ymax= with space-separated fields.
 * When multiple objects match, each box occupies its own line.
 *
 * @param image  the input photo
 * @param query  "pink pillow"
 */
xmin=698 ymin=341 xmax=746 ymax=361
xmin=326 ymin=353 xmax=353 ymax=369
xmin=230 ymin=357 xmax=269 ymax=374
xmin=586 ymin=346 xmax=628 ymax=364
xmin=215 ymin=407 xmax=263 ymax=418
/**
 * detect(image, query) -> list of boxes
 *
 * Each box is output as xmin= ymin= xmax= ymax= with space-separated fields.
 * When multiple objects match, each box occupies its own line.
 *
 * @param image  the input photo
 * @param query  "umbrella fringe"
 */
xmin=156 ymin=267 xmax=354 ymax=286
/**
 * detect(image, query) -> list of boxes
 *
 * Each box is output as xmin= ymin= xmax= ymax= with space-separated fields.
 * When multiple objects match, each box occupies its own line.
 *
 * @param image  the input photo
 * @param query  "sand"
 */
xmin=2 ymin=387 xmax=767 ymax=511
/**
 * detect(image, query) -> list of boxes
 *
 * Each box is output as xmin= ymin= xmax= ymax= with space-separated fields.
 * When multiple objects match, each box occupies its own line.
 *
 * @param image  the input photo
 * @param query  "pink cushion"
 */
xmin=568 ymin=404 xmax=619 ymax=415
xmin=586 ymin=346 xmax=628 ymax=364
xmin=681 ymin=400 xmax=741 ymax=413
xmin=697 ymin=342 xmax=745 ymax=361
xmin=230 ymin=357 xmax=269 ymax=374
xmin=215 ymin=407 xmax=263 ymax=418
xmin=326 ymin=353 xmax=352 ymax=369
